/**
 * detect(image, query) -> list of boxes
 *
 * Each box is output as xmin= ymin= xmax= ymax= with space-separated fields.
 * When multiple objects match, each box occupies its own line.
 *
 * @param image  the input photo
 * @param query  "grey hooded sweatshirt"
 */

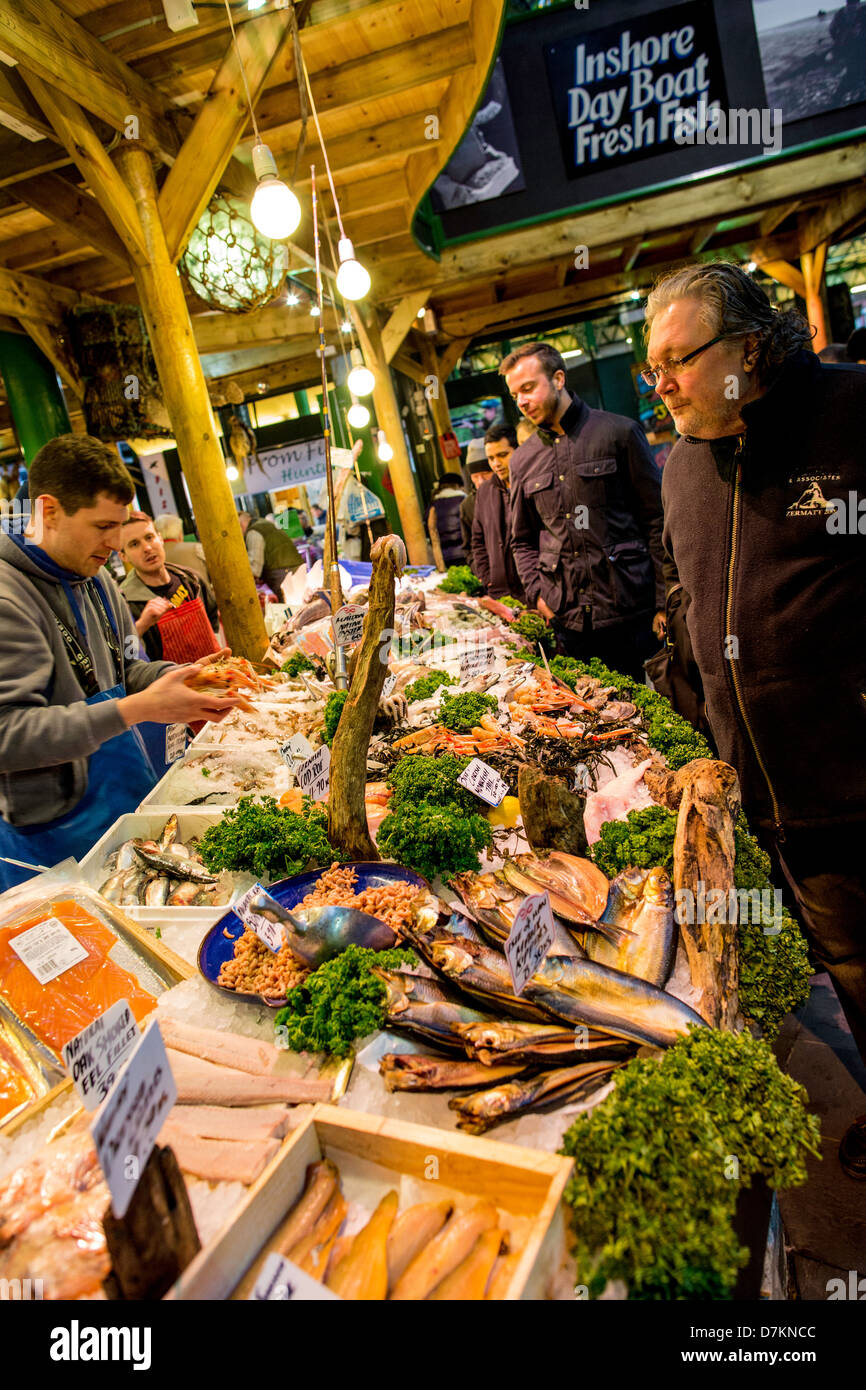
xmin=0 ymin=533 xmax=172 ymax=826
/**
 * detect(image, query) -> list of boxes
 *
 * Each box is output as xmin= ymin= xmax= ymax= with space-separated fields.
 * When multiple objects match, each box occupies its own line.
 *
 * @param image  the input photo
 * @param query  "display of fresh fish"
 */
xmin=276 ymin=1160 xmax=339 ymax=1255
xmin=100 ymin=868 xmax=130 ymax=903
xmin=449 ymin=1060 xmax=621 ymax=1134
xmin=450 ymin=872 xmax=586 ymax=959
xmin=429 ymin=1227 xmax=506 ymax=1300
xmin=379 ymin=1053 xmax=528 ymax=1091
xmin=510 ymin=853 xmax=610 ymax=922
xmin=144 ymin=876 xmax=170 ymax=906
xmin=522 ymin=953 xmax=707 ymax=1048
xmin=455 ymin=1019 xmax=635 ymax=1068
xmin=486 ymin=1251 xmax=521 ymax=1300
xmin=374 ymin=969 xmax=494 ymax=1052
xmin=406 ymin=927 xmax=551 ymax=1023
xmin=387 ymin=1201 xmax=453 ymax=1289
xmin=133 ymin=846 xmax=216 ymax=882
xmin=499 ymin=860 xmax=625 ymax=946
xmin=167 ymin=882 xmax=201 ymax=906
xmin=285 ymin=1191 xmax=348 ymax=1278
xmin=116 ymin=839 xmax=140 ymax=871
xmin=390 ymin=1201 xmax=499 ymax=1301
xmin=120 ymin=870 xmax=148 ymax=905
xmin=158 ymin=814 xmax=179 ymax=850
xmin=326 ymin=1190 xmax=398 ymax=1299
xmin=581 ymin=866 xmax=676 ymax=987
xmin=583 ymin=758 xmax=654 ymax=845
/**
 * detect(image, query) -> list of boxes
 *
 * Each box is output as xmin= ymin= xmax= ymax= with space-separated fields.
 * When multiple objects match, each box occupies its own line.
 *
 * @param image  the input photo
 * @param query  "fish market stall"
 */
xmin=0 ymin=557 xmax=818 ymax=1301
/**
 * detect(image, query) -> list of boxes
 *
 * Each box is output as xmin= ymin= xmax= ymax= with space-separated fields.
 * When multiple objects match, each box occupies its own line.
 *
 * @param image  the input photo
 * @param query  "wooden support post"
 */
xmin=415 ymin=332 xmax=455 ymax=441
xmin=352 ymin=305 xmax=429 ymax=565
xmin=800 ymin=242 xmax=829 ymax=353
xmin=112 ymin=141 xmax=268 ymax=661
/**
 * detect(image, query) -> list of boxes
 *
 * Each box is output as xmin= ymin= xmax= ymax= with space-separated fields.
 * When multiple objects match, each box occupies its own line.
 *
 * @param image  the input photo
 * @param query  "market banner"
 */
xmin=544 ymin=2 xmax=727 ymax=177
xmin=241 ymin=439 xmax=328 ymax=494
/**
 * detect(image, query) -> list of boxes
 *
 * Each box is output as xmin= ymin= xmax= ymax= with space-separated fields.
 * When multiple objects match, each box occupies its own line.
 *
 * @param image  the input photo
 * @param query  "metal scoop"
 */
xmin=245 ymin=888 xmax=397 ymax=968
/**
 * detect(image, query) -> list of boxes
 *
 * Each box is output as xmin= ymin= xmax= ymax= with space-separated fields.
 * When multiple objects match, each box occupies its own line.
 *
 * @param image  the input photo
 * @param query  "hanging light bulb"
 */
xmin=336 ymin=237 xmax=371 ymax=301
xmin=346 ymin=347 xmax=375 ymax=397
xmin=340 ymin=319 xmax=352 ymax=334
xmin=285 ymin=289 xmax=299 ymax=306
xmin=347 ymin=398 xmax=370 ymax=429
xmin=249 ymin=143 xmax=301 ymax=240
xmin=247 ymin=0 xmax=266 ymax=9
xmin=226 ymin=463 xmax=239 ymax=481
xmin=310 ymin=303 xmax=320 ymax=317
xmin=376 ymin=429 xmax=393 ymax=462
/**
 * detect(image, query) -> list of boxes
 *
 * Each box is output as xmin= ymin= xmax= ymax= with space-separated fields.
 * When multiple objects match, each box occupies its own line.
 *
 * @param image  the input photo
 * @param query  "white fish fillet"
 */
xmin=159 ymin=1016 xmax=284 ymax=1076
xmin=160 ymin=1103 xmax=292 ymax=1143
xmin=583 ymin=758 xmax=654 ymax=845
xmin=165 ymin=1049 xmax=332 ymax=1106
xmin=159 ymin=1124 xmax=279 ymax=1185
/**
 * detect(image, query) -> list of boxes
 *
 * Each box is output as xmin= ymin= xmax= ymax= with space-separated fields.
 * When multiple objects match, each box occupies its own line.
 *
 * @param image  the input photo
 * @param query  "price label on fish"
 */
xmin=62 ymin=999 xmax=140 ymax=1111
xmin=456 ymin=757 xmax=508 ymax=807
xmin=234 ymin=883 xmax=285 ymax=954
xmin=90 ymin=1021 xmax=177 ymax=1218
xmin=165 ymin=723 xmax=187 ymax=764
xmin=504 ymin=892 xmax=555 ymax=997
xmin=332 ymin=604 xmax=366 ymax=648
xmin=296 ymin=744 xmax=330 ymax=802
xmin=459 ymin=642 xmax=494 ymax=681
xmin=9 ymin=917 xmax=88 ymax=985
xmin=249 ymin=1252 xmax=340 ymax=1302
xmin=279 ymin=732 xmax=314 ymax=771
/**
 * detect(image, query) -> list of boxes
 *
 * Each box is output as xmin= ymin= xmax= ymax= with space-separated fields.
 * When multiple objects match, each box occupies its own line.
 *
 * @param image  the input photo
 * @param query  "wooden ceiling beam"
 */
xmin=12 ymin=173 xmax=129 ymax=266
xmin=749 ymin=259 xmax=806 ymax=296
xmin=205 ymin=352 xmax=325 ymax=402
xmin=391 ymin=348 xmax=427 ymax=386
xmin=689 ymin=219 xmax=718 ymax=255
xmin=21 ymin=75 xmax=148 ymax=267
xmin=380 ymin=290 xmax=433 ymax=364
xmin=436 ymin=336 xmax=473 ymax=381
xmin=343 ymin=204 xmax=410 ymax=247
xmin=798 ymin=181 xmax=866 ymax=254
xmin=159 ymin=11 xmax=293 ymax=265
xmin=0 ymin=264 xmax=82 ymax=320
xmin=254 ymin=25 xmax=474 ymax=133
xmin=191 ymin=302 xmax=341 ymax=355
xmin=0 ymin=66 xmax=54 ymax=142
xmin=1 ymin=0 xmax=176 ymax=161
xmin=284 ymin=114 xmax=436 ymax=178
xmin=759 ymin=199 xmax=801 ymax=237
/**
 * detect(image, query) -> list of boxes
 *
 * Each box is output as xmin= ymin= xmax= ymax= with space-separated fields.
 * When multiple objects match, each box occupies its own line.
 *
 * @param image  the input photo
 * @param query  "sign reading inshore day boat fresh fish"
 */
xmin=234 ymin=883 xmax=285 ymax=955
xmin=457 ymin=757 xmax=508 ymax=808
xmin=62 ymin=1000 xmax=141 ymax=1112
xmin=91 ymin=1021 xmax=177 ymax=1218
xmin=505 ymin=892 xmax=555 ymax=996
xmin=249 ymin=1251 xmax=340 ymax=1302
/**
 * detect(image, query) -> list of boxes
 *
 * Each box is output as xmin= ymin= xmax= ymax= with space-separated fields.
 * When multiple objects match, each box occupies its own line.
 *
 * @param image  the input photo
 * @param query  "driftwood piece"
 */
xmin=672 ymin=758 xmax=741 ymax=1030
xmin=328 ymin=534 xmax=406 ymax=860
xmin=643 ymin=756 xmax=682 ymax=811
xmin=518 ymin=764 xmax=587 ymax=856
xmin=102 ymin=1145 xmax=201 ymax=1300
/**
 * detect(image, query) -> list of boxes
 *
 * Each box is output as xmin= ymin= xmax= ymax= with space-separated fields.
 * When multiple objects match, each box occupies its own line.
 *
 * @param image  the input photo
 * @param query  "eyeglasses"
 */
xmin=640 ymin=333 xmax=730 ymax=388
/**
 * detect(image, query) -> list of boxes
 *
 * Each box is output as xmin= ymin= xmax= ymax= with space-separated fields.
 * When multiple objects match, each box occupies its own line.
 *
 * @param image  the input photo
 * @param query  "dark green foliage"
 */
xmin=590 ymin=805 xmax=678 ymax=878
xmin=198 ymin=796 xmax=338 ymax=882
xmin=377 ymin=802 xmax=492 ymax=882
xmin=323 ymin=690 xmax=348 ymax=746
xmin=439 ymin=691 xmax=498 ymax=732
xmin=403 ymin=669 xmax=456 ymax=703
xmin=274 ymin=946 xmax=416 ymax=1057
xmin=437 ymin=565 xmax=483 ymax=595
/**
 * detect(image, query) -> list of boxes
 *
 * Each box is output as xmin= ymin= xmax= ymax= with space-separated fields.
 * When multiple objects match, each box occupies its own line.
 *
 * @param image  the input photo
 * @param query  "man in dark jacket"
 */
xmin=460 ymin=440 xmax=493 ymax=562
xmin=645 ymin=260 xmax=866 ymax=1175
xmin=472 ymin=423 xmax=525 ymax=601
xmin=119 ymin=511 xmax=220 ymax=661
xmin=501 ymin=342 xmax=665 ymax=680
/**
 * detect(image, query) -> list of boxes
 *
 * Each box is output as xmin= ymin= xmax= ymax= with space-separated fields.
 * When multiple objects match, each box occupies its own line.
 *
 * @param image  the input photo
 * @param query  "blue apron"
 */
xmin=0 ymin=576 xmax=159 ymax=891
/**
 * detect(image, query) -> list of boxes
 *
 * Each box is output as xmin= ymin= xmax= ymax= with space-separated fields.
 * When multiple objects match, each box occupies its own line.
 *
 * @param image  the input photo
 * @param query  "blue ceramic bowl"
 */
xmin=197 ymin=861 xmax=430 ymax=1008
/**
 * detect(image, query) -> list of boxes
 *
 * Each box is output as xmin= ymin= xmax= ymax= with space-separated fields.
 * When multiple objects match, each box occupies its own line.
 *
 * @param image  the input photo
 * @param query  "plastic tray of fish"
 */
xmin=189 ymin=700 xmax=324 ymax=752
xmin=169 ymin=1105 xmax=573 ymax=1301
xmin=78 ymin=811 xmax=250 ymax=925
xmin=138 ymin=746 xmax=291 ymax=809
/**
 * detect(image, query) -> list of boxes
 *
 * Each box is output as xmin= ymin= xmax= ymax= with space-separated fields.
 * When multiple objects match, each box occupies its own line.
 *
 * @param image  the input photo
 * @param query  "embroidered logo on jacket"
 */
xmin=786 ymin=480 xmax=836 ymax=517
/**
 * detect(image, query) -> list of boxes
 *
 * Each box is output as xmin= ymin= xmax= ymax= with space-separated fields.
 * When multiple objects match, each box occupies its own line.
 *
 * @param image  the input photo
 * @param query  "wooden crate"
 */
xmin=170 ymin=1104 xmax=573 ymax=1302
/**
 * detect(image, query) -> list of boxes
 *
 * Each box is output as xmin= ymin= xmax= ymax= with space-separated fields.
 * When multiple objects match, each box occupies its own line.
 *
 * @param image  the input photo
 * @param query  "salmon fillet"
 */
xmin=166 ymin=1048 xmax=332 ymax=1105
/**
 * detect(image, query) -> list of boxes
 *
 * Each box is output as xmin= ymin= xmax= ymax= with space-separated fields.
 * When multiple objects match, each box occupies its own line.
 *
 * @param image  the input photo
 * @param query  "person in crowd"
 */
xmin=501 ymin=341 xmax=665 ymax=680
xmin=471 ymin=423 xmax=525 ymax=601
xmin=818 ymin=342 xmax=851 ymax=364
xmin=516 ymin=418 xmax=537 ymax=445
xmin=644 ymin=261 xmax=866 ymax=1177
xmin=0 ymin=435 xmax=238 ymax=888
xmin=154 ymin=513 xmax=212 ymax=586
xmin=460 ymin=439 xmax=494 ymax=561
xmin=238 ymin=509 xmax=303 ymax=598
xmin=119 ymin=511 xmax=220 ymax=661
xmin=427 ymin=471 xmax=467 ymax=571
xmin=847 ymin=326 xmax=866 ymax=363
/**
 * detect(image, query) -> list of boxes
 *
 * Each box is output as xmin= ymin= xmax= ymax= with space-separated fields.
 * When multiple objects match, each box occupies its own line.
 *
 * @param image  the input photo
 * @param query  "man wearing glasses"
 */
xmin=501 ymin=342 xmax=665 ymax=681
xmin=645 ymin=261 xmax=866 ymax=1179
